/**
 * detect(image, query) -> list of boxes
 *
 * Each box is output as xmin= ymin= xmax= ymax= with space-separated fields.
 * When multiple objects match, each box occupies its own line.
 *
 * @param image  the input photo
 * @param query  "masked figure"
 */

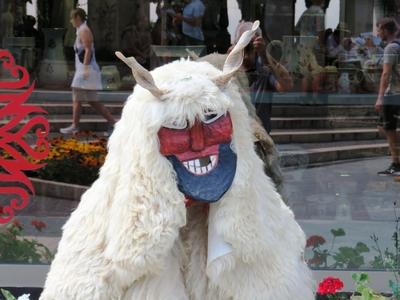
xmin=40 ymin=22 xmax=314 ymax=300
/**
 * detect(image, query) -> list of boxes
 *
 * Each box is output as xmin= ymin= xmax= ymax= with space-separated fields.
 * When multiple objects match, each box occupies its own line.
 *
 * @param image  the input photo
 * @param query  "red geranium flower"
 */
xmin=31 ymin=219 xmax=47 ymax=231
xmin=12 ymin=219 xmax=23 ymax=230
xmin=0 ymin=205 xmax=4 ymax=214
xmin=306 ymin=235 xmax=326 ymax=248
xmin=317 ymin=277 xmax=344 ymax=295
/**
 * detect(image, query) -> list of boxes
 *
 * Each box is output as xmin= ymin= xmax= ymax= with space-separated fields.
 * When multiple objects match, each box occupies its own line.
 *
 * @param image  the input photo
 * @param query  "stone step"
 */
xmin=46 ymin=116 xmax=118 ymax=133
xmin=278 ymin=141 xmax=388 ymax=168
xmin=2 ymin=114 xmax=381 ymax=134
xmin=271 ymin=116 xmax=379 ymax=130
xmin=271 ymin=105 xmax=376 ymax=118
xmin=271 ymin=128 xmax=388 ymax=144
xmin=29 ymin=103 xmax=123 ymax=115
xmin=17 ymin=104 xmax=375 ymax=119
xmin=1 ymin=89 xmax=130 ymax=103
xmin=14 ymin=100 xmax=376 ymax=118
xmin=25 ymin=131 xmax=111 ymax=142
xmin=7 ymin=100 xmax=376 ymax=117
xmin=6 ymin=89 xmax=378 ymax=105
xmin=0 ymin=115 xmax=119 ymax=133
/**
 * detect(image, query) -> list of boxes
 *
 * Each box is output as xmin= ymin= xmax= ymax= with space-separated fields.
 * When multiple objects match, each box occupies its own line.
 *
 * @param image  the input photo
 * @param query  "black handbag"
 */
xmin=76 ymin=48 xmax=92 ymax=64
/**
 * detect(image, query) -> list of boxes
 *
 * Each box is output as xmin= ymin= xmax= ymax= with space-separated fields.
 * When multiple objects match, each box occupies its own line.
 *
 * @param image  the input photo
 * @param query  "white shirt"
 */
xmin=182 ymin=0 xmax=205 ymax=41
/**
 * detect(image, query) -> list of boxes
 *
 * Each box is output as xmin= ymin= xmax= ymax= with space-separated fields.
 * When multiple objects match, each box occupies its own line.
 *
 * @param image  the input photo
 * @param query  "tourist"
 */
xmin=174 ymin=0 xmax=205 ymax=45
xmin=375 ymin=17 xmax=400 ymax=175
xmin=233 ymin=21 xmax=293 ymax=133
xmin=60 ymin=8 xmax=116 ymax=135
xmin=296 ymin=0 xmax=325 ymax=41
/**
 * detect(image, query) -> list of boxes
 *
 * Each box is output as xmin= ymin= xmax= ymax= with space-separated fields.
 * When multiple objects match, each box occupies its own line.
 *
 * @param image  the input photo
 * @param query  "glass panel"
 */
xmin=1 ymin=0 xmax=400 ymax=295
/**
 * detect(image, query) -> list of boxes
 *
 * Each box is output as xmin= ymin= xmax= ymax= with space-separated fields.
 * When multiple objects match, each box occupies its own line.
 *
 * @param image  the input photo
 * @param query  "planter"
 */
xmin=351 ymin=296 xmax=390 ymax=300
xmin=30 ymin=177 xmax=88 ymax=202
xmin=38 ymin=28 xmax=69 ymax=88
xmin=316 ymin=293 xmax=391 ymax=300
xmin=0 ymin=287 xmax=42 ymax=300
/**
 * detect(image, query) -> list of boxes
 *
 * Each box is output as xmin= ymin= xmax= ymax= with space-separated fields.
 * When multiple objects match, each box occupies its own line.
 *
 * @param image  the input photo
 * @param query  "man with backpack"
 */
xmin=376 ymin=17 xmax=400 ymax=175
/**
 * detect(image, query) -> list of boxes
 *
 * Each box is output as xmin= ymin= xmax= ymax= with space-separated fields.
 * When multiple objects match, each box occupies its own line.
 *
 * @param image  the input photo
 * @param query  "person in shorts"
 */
xmin=60 ymin=8 xmax=116 ymax=135
xmin=233 ymin=22 xmax=293 ymax=133
xmin=376 ymin=17 xmax=400 ymax=175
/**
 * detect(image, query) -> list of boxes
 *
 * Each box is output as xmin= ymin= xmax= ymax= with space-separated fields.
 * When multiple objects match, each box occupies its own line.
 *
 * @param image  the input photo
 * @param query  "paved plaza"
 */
xmin=8 ymin=155 xmax=400 ymax=270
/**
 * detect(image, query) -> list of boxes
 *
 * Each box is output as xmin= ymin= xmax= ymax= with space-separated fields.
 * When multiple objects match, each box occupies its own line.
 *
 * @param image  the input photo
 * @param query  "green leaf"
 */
xmin=359 ymin=273 xmax=369 ymax=283
xmin=331 ymin=228 xmax=346 ymax=237
xmin=338 ymin=247 xmax=356 ymax=257
xmin=355 ymin=242 xmax=370 ymax=253
xmin=1 ymin=289 xmax=17 ymax=300
xmin=348 ymin=255 xmax=365 ymax=268
xmin=352 ymin=273 xmax=360 ymax=281
xmin=361 ymin=289 xmax=373 ymax=300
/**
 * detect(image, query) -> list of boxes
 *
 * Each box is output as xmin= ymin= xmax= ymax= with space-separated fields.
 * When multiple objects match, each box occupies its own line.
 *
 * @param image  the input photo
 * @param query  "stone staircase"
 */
xmin=271 ymin=105 xmax=389 ymax=167
xmin=5 ymin=90 xmax=390 ymax=168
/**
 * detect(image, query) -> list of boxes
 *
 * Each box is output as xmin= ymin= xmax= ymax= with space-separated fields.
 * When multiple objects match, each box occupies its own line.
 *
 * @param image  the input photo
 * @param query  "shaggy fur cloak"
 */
xmin=40 ymin=31 xmax=314 ymax=300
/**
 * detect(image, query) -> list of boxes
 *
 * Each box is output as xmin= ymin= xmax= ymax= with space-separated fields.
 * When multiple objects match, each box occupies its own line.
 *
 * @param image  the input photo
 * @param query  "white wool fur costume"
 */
xmin=40 ymin=22 xmax=314 ymax=300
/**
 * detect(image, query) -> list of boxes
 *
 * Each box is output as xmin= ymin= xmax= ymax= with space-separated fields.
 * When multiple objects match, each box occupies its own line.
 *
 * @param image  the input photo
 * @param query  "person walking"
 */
xmin=375 ymin=17 xmax=400 ymax=175
xmin=60 ymin=8 xmax=116 ymax=135
xmin=295 ymin=0 xmax=325 ymax=38
xmin=174 ymin=0 xmax=205 ymax=45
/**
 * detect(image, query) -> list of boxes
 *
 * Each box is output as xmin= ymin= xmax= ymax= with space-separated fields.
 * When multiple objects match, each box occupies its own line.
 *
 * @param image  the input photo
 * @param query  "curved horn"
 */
xmin=186 ymin=48 xmax=200 ymax=61
xmin=214 ymin=20 xmax=260 ymax=86
xmin=115 ymin=51 xmax=164 ymax=98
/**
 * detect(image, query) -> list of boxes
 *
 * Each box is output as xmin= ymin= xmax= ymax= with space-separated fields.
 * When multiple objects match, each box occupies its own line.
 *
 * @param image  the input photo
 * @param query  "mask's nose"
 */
xmin=190 ymin=120 xmax=205 ymax=152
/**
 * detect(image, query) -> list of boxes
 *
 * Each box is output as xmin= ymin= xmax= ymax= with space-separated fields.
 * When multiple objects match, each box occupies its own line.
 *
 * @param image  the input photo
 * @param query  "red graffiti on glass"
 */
xmin=0 ymin=49 xmax=49 ymax=224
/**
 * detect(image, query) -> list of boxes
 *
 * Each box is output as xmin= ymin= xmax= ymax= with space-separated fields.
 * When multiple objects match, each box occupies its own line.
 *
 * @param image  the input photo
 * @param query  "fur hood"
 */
xmin=40 ymin=23 xmax=314 ymax=300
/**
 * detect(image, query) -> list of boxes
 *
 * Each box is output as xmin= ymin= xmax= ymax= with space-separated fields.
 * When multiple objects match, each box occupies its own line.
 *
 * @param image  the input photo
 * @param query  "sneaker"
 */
xmin=60 ymin=124 xmax=79 ymax=135
xmin=377 ymin=163 xmax=400 ymax=176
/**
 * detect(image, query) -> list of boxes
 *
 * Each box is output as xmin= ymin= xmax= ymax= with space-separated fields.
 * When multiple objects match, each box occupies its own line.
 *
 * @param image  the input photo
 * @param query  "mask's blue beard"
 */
xmin=167 ymin=143 xmax=237 ymax=203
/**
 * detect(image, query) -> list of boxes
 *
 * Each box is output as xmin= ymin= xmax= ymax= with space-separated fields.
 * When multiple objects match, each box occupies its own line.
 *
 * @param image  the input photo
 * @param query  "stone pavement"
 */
xmin=6 ymin=155 xmax=400 ymax=269
xmin=283 ymin=155 xmax=400 ymax=268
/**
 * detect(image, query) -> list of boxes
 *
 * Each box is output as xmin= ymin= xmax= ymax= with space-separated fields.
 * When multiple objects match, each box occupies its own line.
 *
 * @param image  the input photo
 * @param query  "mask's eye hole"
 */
xmin=203 ymin=112 xmax=223 ymax=124
xmin=163 ymin=119 xmax=188 ymax=130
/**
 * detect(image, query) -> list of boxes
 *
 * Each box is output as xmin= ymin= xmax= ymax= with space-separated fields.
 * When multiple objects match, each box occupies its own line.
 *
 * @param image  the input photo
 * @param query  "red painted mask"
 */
xmin=158 ymin=113 xmax=237 ymax=202
xmin=159 ymin=113 xmax=233 ymax=159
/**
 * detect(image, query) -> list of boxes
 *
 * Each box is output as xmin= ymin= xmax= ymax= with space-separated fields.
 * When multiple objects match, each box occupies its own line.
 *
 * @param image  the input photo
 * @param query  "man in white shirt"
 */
xmin=175 ymin=0 xmax=205 ymax=45
xmin=375 ymin=18 xmax=400 ymax=176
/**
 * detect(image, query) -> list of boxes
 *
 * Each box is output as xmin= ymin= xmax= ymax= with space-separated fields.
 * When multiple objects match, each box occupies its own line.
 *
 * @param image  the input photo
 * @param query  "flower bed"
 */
xmin=316 ymin=274 xmax=393 ymax=299
xmin=28 ymin=133 xmax=107 ymax=186
xmin=305 ymin=228 xmax=399 ymax=271
xmin=0 ymin=218 xmax=53 ymax=264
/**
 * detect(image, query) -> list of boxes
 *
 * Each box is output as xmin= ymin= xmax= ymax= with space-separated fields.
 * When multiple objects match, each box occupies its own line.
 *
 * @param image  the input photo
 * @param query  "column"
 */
xmin=264 ymin=0 xmax=295 ymax=41
xmin=345 ymin=0 xmax=374 ymax=35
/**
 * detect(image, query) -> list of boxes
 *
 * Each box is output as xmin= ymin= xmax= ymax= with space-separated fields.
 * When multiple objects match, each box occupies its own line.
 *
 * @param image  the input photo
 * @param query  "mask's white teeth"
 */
xmin=195 ymin=166 xmax=201 ymax=174
xmin=210 ymin=155 xmax=217 ymax=167
xmin=182 ymin=154 xmax=218 ymax=175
